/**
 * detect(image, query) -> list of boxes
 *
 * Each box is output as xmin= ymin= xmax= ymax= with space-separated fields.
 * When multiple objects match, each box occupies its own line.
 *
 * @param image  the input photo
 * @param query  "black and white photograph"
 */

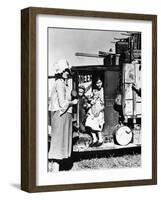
xmin=21 ymin=7 xmax=157 ymax=192
xmin=47 ymin=28 xmax=142 ymax=172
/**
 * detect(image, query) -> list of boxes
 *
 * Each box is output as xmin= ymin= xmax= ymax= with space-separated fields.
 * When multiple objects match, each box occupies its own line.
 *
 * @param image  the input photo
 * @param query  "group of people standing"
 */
xmin=48 ymin=59 xmax=105 ymax=172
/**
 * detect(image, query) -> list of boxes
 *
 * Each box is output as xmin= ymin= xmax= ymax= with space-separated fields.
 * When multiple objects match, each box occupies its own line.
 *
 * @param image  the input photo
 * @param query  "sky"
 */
xmin=48 ymin=28 xmax=127 ymax=75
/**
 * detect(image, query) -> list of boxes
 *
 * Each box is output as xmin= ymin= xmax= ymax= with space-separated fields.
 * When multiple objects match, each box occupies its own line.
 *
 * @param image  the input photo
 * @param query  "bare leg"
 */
xmin=91 ymin=132 xmax=97 ymax=143
xmin=97 ymin=132 xmax=103 ymax=143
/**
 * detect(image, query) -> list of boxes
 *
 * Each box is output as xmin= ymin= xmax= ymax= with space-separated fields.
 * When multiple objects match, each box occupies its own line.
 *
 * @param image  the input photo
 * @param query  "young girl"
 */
xmin=85 ymin=78 xmax=104 ymax=147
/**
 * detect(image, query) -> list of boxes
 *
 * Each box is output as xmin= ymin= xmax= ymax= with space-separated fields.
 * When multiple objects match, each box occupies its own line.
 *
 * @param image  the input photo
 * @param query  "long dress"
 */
xmin=48 ymin=79 xmax=72 ymax=160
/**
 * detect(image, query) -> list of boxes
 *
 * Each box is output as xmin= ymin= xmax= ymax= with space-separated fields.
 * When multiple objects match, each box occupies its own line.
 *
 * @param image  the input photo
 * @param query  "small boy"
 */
xmin=78 ymin=85 xmax=90 ymax=133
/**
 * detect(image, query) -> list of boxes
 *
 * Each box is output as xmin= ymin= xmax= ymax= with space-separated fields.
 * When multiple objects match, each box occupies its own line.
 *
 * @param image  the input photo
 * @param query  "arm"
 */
xmin=99 ymin=104 xmax=105 ymax=112
xmin=56 ymin=80 xmax=69 ymax=109
xmin=56 ymin=80 xmax=77 ymax=115
xmin=132 ymin=85 xmax=141 ymax=97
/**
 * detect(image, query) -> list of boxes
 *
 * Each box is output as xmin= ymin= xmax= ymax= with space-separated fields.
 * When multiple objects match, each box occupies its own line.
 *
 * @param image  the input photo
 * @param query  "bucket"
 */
xmin=113 ymin=124 xmax=133 ymax=146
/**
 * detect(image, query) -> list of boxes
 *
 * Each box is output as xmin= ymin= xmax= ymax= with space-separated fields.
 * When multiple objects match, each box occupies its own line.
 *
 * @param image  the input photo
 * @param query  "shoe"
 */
xmin=95 ymin=141 xmax=103 ymax=147
xmin=89 ymin=140 xmax=97 ymax=147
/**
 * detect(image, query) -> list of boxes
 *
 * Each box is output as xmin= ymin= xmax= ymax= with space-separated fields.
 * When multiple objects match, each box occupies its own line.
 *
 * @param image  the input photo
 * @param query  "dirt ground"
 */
xmin=48 ymin=153 xmax=141 ymax=172
xmin=71 ymin=154 xmax=141 ymax=171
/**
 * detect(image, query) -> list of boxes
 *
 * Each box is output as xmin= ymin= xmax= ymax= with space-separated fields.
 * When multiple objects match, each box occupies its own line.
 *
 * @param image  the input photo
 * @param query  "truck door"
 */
xmin=104 ymin=70 xmax=120 ymax=137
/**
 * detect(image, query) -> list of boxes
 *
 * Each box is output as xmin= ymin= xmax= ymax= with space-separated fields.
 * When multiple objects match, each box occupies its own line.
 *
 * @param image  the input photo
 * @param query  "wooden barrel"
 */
xmin=113 ymin=125 xmax=133 ymax=146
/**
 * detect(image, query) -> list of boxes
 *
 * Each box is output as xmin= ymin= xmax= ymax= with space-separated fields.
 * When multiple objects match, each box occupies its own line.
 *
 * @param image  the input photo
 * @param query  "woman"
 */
xmin=48 ymin=59 xmax=78 ymax=171
xmin=85 ymin=77 xmax=104 ymax=147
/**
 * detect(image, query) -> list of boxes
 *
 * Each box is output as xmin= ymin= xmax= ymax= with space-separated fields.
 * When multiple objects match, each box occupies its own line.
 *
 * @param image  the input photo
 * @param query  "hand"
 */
xmin=90 ymin=100 xmax=95 ymax=105
xmin=132 ymin=83 xmax=136 ymax=90
xmin=59 ymin=109 xmax=66 ymax=116
xmin=93 ymin=111 xmax=99 ymax=117
xmin=72 ymin=99 xmax=78 ymax=105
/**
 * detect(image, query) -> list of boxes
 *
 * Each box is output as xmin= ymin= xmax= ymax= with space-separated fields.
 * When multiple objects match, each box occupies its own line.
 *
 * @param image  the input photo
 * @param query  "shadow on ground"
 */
xmin=10 ymin=183 xmax=20 ymax=190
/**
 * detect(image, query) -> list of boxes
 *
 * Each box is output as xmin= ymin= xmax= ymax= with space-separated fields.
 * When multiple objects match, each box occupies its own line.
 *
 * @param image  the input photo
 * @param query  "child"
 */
xmin=85 ymin=78 xmax=104 ymax=147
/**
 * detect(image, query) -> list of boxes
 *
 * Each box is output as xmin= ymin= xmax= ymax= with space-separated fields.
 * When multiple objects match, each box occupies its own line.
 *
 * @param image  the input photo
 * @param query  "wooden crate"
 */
xmin=122 ymin=63 xmax=141 ymax=120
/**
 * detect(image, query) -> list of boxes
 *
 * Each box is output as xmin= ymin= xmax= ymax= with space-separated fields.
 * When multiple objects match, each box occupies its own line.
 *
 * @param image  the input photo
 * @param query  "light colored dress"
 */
xmin=85 ymin=88 xmax=104 ymax=131
xmin=48 ymin=79 xmax=73 ymax=160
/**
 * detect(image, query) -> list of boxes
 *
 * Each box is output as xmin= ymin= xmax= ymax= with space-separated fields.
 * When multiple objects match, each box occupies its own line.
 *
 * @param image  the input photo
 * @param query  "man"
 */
xmin=113 ymin=93 xmax=125 ymax=124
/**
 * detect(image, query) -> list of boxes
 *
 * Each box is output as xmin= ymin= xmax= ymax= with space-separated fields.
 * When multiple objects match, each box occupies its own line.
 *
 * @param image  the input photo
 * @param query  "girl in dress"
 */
xmin=85 ymin=78 xmax=104 ymax=147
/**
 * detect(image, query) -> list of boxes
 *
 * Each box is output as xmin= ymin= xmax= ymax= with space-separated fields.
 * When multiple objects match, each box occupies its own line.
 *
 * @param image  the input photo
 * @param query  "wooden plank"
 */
xmin=71 ymin=65 xmax=121 ymax=72
xmin=73 ymin=130 xmax=141 ymax=152
xmin=73 ymin=142 xmax=141 ymax=152
xmin=75 ymin=52 xmax=101 ymax=58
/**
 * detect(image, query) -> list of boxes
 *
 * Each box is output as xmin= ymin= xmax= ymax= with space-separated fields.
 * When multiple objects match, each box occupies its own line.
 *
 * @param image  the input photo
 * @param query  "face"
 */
xmin=78 ymin=88 xmax=84 ymax=97
xmin=96 ymin=79 xmax=102 ymax=89
xmin=62 ymin=71 xmax=69 ymax=79
xmin=115 ymin=94 xmax=122 ymax=105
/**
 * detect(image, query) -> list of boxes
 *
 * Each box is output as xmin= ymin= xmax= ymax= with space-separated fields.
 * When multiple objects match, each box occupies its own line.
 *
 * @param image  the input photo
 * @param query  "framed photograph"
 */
xmin=21 ymin=7 xmax=157 ymax=192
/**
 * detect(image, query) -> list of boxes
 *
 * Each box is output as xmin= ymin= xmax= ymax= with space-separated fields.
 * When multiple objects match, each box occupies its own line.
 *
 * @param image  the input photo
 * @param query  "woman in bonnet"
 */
xmin=48 ymin=59 xmax=78 ymax=171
